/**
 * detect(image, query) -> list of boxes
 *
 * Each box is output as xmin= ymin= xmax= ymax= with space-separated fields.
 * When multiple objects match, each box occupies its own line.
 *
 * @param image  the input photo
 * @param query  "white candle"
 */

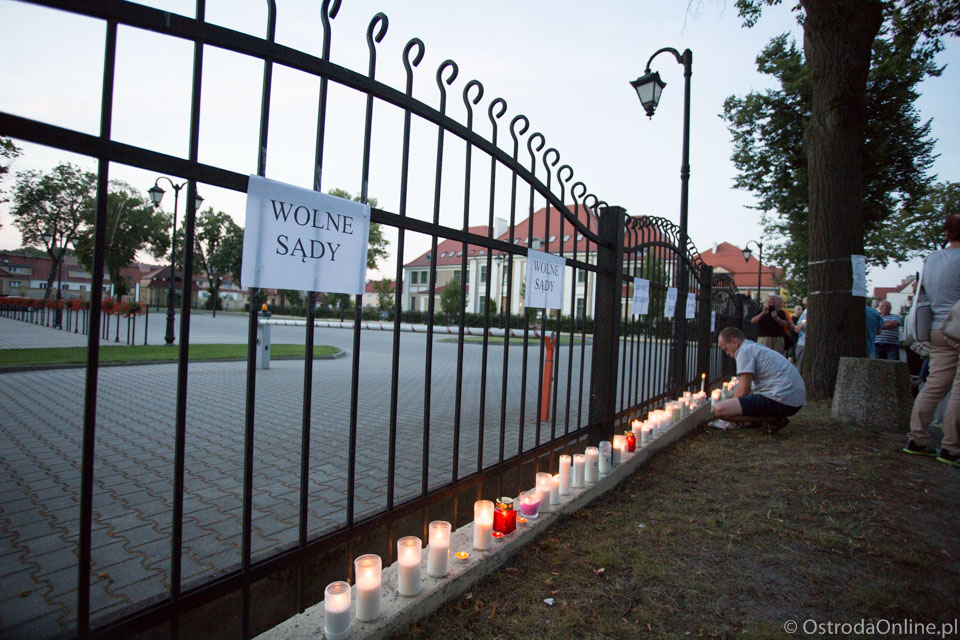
xmin=633 ymin=420 xmax=643 ymax=443
xmin=473 ymin=500 xmax=494 ymax=550
xmin=612 ymin=435 xmax=625 ymax=464
xmin=598 ymin=441 xmax=612 ymax=475
xmin=711 ymin=389 xmax=721 ymax=406
xmin=558 ymin=455 xmax=571 ymax=495
xmin=323 ymin=581 xmax=351 ymax=640
xmin=536 ymin=472 xmax=553 ymax=512
xmin=572 ymin=453 xmax=585 ymax=488
xmin=550 ymin=474 xmax=560 ymax=506
xmin=354 ymin=554 xmax=381 ymax=622
xmin=427 ymin=520 xmax=450 ymax=578
xmin=396 ymin=536 xmax=421 ymax=597
xmin=584 ymin=447 xmax=599 ymax=484
xmin=701 ymin=373 xmax=706 ymax=393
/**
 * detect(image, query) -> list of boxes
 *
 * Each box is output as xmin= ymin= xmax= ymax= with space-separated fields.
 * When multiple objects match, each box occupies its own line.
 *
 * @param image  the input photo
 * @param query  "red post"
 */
xmin=540 ymin=334 xmax=555 ymax=422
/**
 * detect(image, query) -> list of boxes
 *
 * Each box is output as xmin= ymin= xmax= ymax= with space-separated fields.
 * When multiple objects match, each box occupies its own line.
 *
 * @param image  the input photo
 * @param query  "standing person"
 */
xmin=751 ymin=295 xmax=792 ymax=356
xmin=875 ymin=299 xmax=902 ymax=361
xmin=865 ymin=304 xmax=883 ymax=358
xmin=794 ymin=302 xmax=808 ymax=371
xmin=902 ymin=213 xmax=960 ymax=467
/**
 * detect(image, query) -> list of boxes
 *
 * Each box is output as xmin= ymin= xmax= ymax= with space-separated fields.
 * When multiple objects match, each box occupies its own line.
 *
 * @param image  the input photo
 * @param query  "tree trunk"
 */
xmin=44 ymin=253 xmax=57 ymax=301
xmin=800 ymin=0 xmax=883 ymax=400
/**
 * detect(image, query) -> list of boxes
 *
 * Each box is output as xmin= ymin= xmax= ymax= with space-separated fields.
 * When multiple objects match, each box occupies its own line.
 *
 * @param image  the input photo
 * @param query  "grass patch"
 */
xmin=0 ymin=343 xmax=338 ymax=367
xmin=400 ymin=401 xmax=960 ymax=639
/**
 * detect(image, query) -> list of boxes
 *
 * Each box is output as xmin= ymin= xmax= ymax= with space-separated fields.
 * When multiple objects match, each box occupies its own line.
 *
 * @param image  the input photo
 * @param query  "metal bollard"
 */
xmin=256 ymin=322 xmax=271 ymax=369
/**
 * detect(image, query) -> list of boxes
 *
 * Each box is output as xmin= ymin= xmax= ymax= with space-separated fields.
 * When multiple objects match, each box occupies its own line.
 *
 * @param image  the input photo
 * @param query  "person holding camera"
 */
xmin=751 ymin=294 xmax=793 ymax=356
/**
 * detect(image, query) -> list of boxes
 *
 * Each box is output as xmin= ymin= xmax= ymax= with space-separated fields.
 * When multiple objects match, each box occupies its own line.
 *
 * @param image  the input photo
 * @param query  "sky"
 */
xmin=1 ymin=0 xmax=958 ymax=294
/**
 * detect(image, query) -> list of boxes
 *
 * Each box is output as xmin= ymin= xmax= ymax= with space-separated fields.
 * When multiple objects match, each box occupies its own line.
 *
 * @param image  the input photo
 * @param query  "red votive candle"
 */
xmin=624 ymin=431 xmax=636 ymax=452
xmin=493 ymin=497 xmax=517 ymax=535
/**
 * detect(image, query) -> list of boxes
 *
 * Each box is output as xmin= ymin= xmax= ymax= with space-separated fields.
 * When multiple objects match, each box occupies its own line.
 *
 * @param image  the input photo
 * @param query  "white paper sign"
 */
xmin=851 ymin=254 xmax=867 ymax=297
xmin=685 ymin=292 xmax=697 ymax=319
xmin=241 ymin=175 xmax=370 ymax=294
xmin=524 ymin=249 xmax=565 ymax=309
xmin=663 ymin=287 xmax=678 ymax=318
xmin=632 ymin=278 xmax=650 ymax=316
xmin=711 ymin=311 xmax=716 ymax=332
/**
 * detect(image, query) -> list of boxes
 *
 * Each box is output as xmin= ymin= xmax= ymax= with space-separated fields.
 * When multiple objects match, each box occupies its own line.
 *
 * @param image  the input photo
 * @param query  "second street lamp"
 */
xmin=149 ymin=177 xmax=203 ymax=346
xmin=742 ymin=240 xmax=764 ymax=303
xmin=41 ymin=231 xmax=78 ymax=329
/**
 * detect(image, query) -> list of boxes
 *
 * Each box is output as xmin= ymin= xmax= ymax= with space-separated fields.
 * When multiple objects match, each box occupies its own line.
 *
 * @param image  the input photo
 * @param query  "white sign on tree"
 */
xmin=524 ymin=249 xmax=565 ymax=309
xmin=241 ymin=175 xmax=371 ymax=294
xmin=663 ymin=287 xmax=678 ymax=318
xmin=685 ymin=292 xmax=697 ymax=319
xmin=632 ymin=278 xmax=650 ymax=316
xmin=851 ymin=254 xmax=867 ymax=297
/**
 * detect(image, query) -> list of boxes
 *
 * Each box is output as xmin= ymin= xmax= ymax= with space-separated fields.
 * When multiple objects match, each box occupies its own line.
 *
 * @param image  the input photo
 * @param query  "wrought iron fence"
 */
xmin=0 ymin=1 xmax=738 ymax=637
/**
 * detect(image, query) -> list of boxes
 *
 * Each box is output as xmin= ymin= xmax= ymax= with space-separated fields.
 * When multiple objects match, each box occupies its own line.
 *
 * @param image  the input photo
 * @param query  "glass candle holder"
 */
xmin=572 ymin=454 xmax=585 ymax=488
xmin=624 ymin=431 xmax=636 ymax=452
xmin=550 ymin=474 xmax=560 ymax=506
xmin=396 ymin=536 xmax=422 ymax=597
xmin=598 ymin=441 xmax=612 ymax=474
xmin=558 ymin=455 xmax=571 ymax=495
xmin=354 ymin=554 xmax=381 ymax=622
xmin=323 ymin=581 xmax=351 ymax=640
xmin=493 ymin=497 xmax=517 ymax=535
xmin=427 ymin=520 xmax=451 ymax=578
xmin=535 ymin=472 xmax=553 ymax=512
xmin=612 ymin=435 xmax=624 ymax=464
xmin=474 ymin=500 xmax=494 ymax=550
xmin=518 ymin=489 xmax=540 ymax=518
xmin=584 ymin=447 xmax=599 ymax=484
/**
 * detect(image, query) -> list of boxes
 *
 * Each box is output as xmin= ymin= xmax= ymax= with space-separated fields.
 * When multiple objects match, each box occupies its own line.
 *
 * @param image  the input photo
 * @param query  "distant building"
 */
xmin=362 ymin=279 xmax=395 ymax=308
xmin=872 ymin=275 xmax=916 ymax=315
xmin=699 ymin=242 xmax=784 ymax=302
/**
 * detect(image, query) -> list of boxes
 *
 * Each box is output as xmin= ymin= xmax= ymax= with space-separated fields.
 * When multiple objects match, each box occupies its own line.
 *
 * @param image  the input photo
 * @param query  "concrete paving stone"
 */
xmin=112 ymin=524 xmax=166 ymax=548
xmin=0 ymin=590 xmax=50 ymax=627
xmin=198 ymin=548 xmax=240 ymax=574
xmin=9 ymin=520 xmax=66 ymax=544
xmin=94 ymin=557 xmax=160 ymax=589
xmin=14 ymin=532 xmax=68 ymax=558
xmin=2 ymin=610 xmax=65 ymax=640
xmin=1 ymin=506 xmax=48 ymax=528
xmin=30 ymin=547 xmax=78 ymax=576
xmin=89 ymin=541 xmax=132 ymax=573
xmin=183 ymin=532 xmax=230 ymax=558
xmin=127 ymin=539 xmax=170 ymax=568
xmin=107 ymin=573 xmax=168 ymax=606
xmin=0 ymin=553 xmax=32 ymax=580
xmin=1 ymin=498 xmax=39 ymax=516
xmin=91 ymin=501 xmax=133 ymax=520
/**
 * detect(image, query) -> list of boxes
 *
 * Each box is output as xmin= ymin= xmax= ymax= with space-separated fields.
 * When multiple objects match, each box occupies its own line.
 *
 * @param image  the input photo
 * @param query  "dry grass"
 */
xmin=397 ymin=402 xmax=960 ymax=639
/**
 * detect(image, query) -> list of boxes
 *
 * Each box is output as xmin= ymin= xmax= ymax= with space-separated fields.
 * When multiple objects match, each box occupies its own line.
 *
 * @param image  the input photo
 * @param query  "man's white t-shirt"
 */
xmin=735 ymin=340 xmax=807 ymax=408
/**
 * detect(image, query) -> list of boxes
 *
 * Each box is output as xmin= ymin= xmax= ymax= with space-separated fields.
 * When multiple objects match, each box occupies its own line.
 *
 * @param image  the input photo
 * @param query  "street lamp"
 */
xmin=632 ymin=46 xmax=693 ymax=391
xmin=41 ymin=231 xmax=78 ymax=329
xmin=742 ymin=240 xmax=763 ymax=303
xmin=148 ymin=176 xmax=203 ymax=345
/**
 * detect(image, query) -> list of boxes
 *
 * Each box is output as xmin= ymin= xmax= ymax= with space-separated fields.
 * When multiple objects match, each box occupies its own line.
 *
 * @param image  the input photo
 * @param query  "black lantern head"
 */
xmin=630 ymin=70 xmax=666 ymax=118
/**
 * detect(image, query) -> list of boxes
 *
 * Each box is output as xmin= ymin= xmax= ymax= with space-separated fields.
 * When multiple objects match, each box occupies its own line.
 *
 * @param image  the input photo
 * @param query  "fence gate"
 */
xmin=0 ymin=1 xmax=732 ymax=637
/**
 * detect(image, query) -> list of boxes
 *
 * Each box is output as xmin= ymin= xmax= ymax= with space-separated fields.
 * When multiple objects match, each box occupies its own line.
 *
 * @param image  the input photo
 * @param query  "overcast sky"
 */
xmin=1 ymin=0 xmax=957 ymax=293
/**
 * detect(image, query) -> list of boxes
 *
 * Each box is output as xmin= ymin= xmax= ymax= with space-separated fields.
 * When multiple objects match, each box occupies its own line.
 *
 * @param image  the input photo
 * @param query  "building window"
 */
xmin=410 ymin=272 xmax=418 ymax=285
xmin=480 ymin=265 xmax=488 ymax=282
xmin=577 ymin=269 xmax=587 ymax=283
xmin=10 ymin=281 xmax=21 ymax=288
xmin=39 ymin=282 xmax=47 ymax=289
xmin=576 ymin=297 xmax=585 ymax=318
xmin=453 ymin=270 xmax=461 ymax=282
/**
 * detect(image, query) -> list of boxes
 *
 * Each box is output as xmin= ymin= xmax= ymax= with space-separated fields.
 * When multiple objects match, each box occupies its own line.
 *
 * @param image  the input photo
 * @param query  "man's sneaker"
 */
xmin=902 ymin=440 xmax=937 ymax=456
xmin=764 ymin=417 xmax=789 ymax=435
xmin=936 ymin=449 xmax=960 ymax=468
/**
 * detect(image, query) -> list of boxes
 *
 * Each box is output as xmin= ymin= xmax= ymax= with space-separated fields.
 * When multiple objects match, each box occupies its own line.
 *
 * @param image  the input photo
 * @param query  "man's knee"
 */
xmin=713 ymin=398 xmax=742 ymax=418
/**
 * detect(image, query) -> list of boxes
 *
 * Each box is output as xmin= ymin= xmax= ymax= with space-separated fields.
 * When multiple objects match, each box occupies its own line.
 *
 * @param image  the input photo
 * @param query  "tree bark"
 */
xmin=800 ymin=0 xmax=883 ymax=400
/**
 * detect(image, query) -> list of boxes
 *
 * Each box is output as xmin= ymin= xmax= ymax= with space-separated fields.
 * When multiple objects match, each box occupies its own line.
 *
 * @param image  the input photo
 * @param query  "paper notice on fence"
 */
xmin=685 ymin=292 xmax=697 ymax=319
xmin=632 ymin=278 xmax=650 ymax=316
xmin=711 ymin=311 xmax=716 ymax=332
xmin=524 ymin=248 xmax=565 ymax=309
xmin=851 ymin=254 xmax=867 ymax=297
xmin=664 ymin=287 xmax=677 ymax=318
xmin=241 ymin=175 xmax=370 ymax=294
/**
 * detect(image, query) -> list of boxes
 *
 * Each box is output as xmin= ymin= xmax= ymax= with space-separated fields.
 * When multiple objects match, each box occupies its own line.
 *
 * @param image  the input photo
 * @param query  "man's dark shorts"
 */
xmin=739 ymin=394 xmax=802 ymax=419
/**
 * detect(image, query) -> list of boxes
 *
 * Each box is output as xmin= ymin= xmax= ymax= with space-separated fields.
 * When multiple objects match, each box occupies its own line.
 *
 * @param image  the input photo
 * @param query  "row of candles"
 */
xmin=322 ymin=387 xmax=712 ymax=640
xmin=710 ymin=376 xmax=740 ymax=405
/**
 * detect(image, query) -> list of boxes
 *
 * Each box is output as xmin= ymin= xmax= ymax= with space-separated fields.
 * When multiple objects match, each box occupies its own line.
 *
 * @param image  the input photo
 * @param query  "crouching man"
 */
xmin=713 ymin=327 xmax=806 ymax=433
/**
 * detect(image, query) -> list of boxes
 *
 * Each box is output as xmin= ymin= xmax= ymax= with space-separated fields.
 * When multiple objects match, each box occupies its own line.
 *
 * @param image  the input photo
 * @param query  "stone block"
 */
xmin=832 ymin=357 xmax=912 ymax=430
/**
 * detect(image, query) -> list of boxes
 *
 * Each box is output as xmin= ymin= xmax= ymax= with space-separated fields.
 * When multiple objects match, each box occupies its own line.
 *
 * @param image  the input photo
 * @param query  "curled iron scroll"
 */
xmin=436 ymin=59 xmax=459 ymax=112
xmin=509 ymin=114 xmax=530 ymax=153
xmin=366 ymin=12 xmax=389 ymax=75
xmin=320 ymin=0 xmax=341 ymax=59
xmin=403 ymin=38 xmax=425 ymax=93
xmin=527 ymin=132 xmax=545 ymax=168
xmin=463 ymin=79 xmax=484 ymax=128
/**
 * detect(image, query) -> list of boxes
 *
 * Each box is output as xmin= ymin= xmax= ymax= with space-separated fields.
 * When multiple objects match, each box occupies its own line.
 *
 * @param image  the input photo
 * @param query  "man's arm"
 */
xmin=883 ymin=317 xmax=900 ymax=329
xmin=750 ymin=308 xmax=767 ymax=324
xmin=734 ymin=373 xmax=753 ymax=397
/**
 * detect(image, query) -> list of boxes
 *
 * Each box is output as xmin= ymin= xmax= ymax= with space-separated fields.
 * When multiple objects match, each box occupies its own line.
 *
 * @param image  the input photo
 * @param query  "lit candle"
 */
xmin=536 ymin=472 xmax=553 ymax=512
xmin=354 ymin=554 xmax=381 ymax=622
xmin=492 ymin=530 xmax=504 ymax=541
xmin=624 ymin=430 xmax=636 ymax=452
xmin=598 ymin=441 xmax=612 ymax=475
xmin=711 ymin=389 xmax=721 ymax=406
xmin=641 ymin=423 xmax=651 ymax=446
xmin=585 ymin=446 xmax=599 ymax=483
xmin=517 ymin=515 xmax=527 ymax=524
xmin=558 ymin=455 xmax=571 ymax=495
xmin=396 ymin=536 xmax=421 ymax=597
xmin=701 ymin=372 xmax=706 ymax=393
xmin=612 ymin=435 xmax=625 ymax=464
xmin=473 ymin=500 xmax=494 ymax=550
xmin=572 ymin=454 xmax=585 ymax=488
xmin=323 ymin=581 xmax=351 ymax=640
xmin=550 ymin=474 xmax=560 ymax=506
xmin=455 ymin=551 xmax=469 ymax=562
xmin=632 ymin=420 xmax=643 ymax=444
xmin=427 ymin=520 xmax=451 ymax=578
xmin=494 ymin=497 xmax=516 ymax=535
xmin=518 ymin=489 xmax=540 ymax=518
xmin=671 ymin=402 xmax=681 ymax=423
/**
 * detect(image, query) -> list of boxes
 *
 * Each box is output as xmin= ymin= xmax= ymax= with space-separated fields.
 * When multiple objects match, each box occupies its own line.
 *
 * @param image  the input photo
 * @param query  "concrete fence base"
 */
xmin=831 ymin=357 xmax=913 ymax=430
xmin=256 ymin=403 xmax=713 ymax=640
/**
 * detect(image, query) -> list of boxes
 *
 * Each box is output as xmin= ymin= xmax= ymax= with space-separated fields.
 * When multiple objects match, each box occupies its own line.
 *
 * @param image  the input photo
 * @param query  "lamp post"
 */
xmin=741 ymin=240 xmax=763 ymax=303
xmin=41 ymin=231 xmax=78 ymax=329
xmin=632 ymin=46 xmax=693 ymax=392
xmin=148 ymin=177 xmax=203 ymax=346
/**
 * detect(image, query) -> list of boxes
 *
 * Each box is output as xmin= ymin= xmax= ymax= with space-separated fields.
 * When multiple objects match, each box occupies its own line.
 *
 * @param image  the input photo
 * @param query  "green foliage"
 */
xmin=439 ymin=277 xmax=462 ymax=316
xmin=0 ymin=137 xmax=21 ymax=206
xmin=326 ymin=187 xmax=389 ymax=269
xmin=75 ymin=180 xmax=169 ymax=299
xmin=892 ymin=181 xmax=960 ymax=255
xmin=11 ymin=162 xmax=96 ymax=298
xmin=721 ymin=15 xmax=941 ymax=297
xmin=191 ymin=208 xmax=243 ymax=306
xmin=373 ymin=278 xmax=395 ymax=311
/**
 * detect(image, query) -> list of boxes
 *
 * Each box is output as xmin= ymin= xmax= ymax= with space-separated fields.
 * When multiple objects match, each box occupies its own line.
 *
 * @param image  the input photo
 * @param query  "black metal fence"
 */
xmin=0 ymin=1 xmax=742 ymax=637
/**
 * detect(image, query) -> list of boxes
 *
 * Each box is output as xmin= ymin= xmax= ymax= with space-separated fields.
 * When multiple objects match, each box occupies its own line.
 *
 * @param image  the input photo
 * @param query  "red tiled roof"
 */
xmin=364 ymin=279 xmax=395 ymax=294
xmin=700 ymin=242 xmax=781 ymax=289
